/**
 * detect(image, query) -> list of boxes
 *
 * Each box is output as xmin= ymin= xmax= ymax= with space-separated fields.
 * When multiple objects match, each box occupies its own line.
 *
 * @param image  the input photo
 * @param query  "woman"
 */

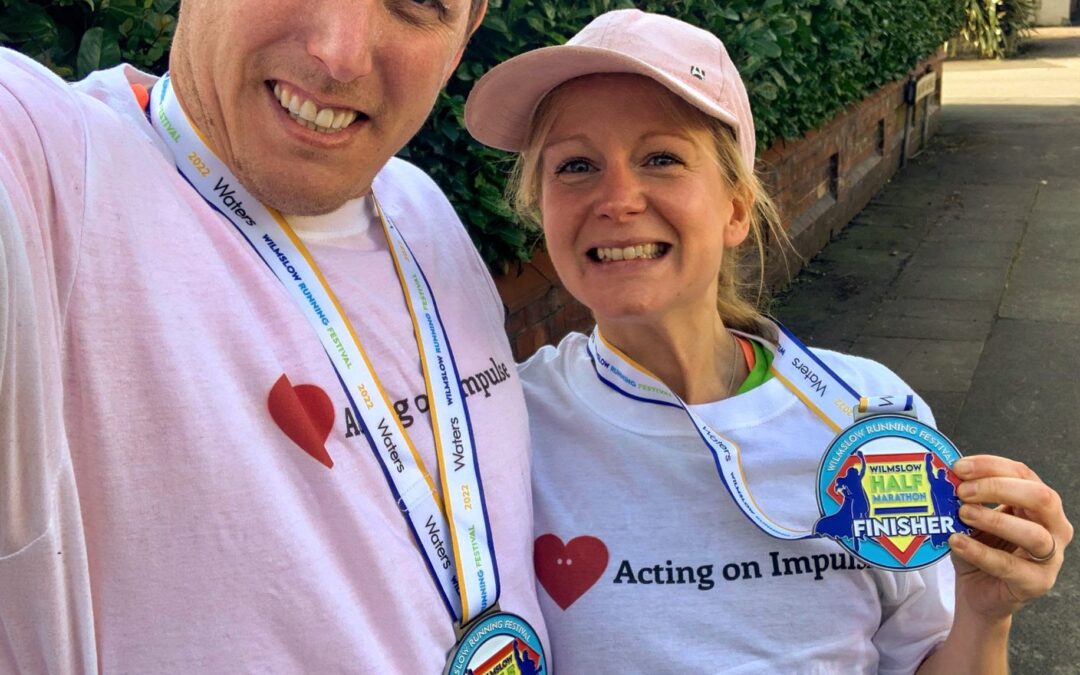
xmin=465 ymin=9 xmax=1071 ymax=674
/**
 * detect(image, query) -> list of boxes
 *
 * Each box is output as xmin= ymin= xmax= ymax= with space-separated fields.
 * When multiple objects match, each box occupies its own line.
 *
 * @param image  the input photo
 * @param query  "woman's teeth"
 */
xmin=594 ymin=243 xmax=666 ymax=262
xmin=273 ymin=82 xmax=358 ymax=134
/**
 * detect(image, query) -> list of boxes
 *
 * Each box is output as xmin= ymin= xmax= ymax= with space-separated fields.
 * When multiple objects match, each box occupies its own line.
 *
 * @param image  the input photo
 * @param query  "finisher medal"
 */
xmin=587 ymin=319 xmax=970 ymax=571
xmin=815 ymin=412 xmax=970 ymax=570
xmin=444 ymin=605 xmax=547 ymax=675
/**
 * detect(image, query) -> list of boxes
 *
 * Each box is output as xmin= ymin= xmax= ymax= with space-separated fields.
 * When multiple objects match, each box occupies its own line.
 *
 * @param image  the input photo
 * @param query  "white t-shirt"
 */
xmin=0 ymin=49 xmax=545 ymax=673
xmin=521 ymin=331 xmax=954 ymax=675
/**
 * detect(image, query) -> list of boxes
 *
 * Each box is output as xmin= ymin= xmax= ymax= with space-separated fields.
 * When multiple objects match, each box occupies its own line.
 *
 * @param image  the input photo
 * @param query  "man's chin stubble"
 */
xmin=238 ymin=163 xmax=371 ymax=217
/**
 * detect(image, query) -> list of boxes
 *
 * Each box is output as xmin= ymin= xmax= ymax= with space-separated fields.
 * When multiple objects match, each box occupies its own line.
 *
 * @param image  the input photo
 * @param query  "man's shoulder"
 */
xmin=1 ymin=50 xmax=159 ymax=147
xmin=375 ymin=156 xmax=453 ymax=204
xmin=0 ymin=48 xmax=82 ymax=118
xmin=373 ymin=156 xmax=469 ymax=241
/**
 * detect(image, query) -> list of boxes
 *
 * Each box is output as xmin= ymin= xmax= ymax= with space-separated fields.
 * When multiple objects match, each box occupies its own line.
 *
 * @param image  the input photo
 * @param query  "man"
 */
xmin=0 ymin=1 xmax=546 ymax=671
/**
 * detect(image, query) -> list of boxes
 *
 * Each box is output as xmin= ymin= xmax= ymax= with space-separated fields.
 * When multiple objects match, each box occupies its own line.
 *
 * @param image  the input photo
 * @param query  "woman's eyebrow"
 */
xmin=541 ymin=133 xmax=592 ymax=150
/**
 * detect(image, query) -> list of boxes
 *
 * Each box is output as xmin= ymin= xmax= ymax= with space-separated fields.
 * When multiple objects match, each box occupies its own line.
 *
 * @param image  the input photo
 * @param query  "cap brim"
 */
xmin=465 ymin=45 xmax=741 ymax=153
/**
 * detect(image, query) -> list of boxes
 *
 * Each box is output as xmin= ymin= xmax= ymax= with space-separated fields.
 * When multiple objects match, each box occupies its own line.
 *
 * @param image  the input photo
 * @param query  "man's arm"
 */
xmin=0 ymin=60 xmax=96 ymax=673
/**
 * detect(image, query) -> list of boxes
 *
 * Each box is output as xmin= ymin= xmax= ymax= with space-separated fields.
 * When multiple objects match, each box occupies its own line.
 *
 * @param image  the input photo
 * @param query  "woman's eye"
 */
xmin=554 ymin=158 xmax=594 ymax=175
xmin=645 ymin=152 xmax=682 ymax=168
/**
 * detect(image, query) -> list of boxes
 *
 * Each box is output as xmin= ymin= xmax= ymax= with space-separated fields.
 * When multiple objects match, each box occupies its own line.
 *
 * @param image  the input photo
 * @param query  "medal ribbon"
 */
xmin=587 ymin=319 xmax=914 ymax=541
xmin=768 ymin=321 xmax=914 ymax=433
xmin=150 ymin=75 xmax=498 ymax=624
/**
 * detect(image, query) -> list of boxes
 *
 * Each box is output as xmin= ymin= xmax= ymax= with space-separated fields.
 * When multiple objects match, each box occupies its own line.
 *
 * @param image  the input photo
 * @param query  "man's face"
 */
xmin=171 ymin=0 xmax=479 ymax=215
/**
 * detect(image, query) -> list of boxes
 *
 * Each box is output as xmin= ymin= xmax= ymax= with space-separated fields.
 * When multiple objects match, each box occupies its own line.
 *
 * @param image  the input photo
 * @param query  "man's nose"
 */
xmin=306 ymin=2 xmax=379 ymax=83
xmin=594 ymin=163 xmax=647 ymax=223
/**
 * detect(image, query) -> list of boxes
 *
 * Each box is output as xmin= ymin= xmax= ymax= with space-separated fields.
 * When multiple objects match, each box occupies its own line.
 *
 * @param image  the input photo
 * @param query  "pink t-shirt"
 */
xmin=0 ymin=49 xmax=545 ymax=673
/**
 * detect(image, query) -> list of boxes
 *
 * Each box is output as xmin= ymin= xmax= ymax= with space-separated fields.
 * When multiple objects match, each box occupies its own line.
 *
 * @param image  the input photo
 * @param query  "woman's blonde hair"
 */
xmin=507 ymin=76 xmax=789 ymax=334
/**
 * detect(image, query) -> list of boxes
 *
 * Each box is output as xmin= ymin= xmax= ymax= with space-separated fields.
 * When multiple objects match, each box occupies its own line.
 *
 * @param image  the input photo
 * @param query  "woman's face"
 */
xmin=538 ymin=74 xmax=749 ymax=328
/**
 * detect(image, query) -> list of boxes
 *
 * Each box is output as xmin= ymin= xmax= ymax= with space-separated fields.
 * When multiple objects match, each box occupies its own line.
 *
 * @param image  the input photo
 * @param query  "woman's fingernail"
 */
xmin=954 ymin=458 xmax=972 ymax=475
xmin=958 ymin=482 xmax=976 ymax=499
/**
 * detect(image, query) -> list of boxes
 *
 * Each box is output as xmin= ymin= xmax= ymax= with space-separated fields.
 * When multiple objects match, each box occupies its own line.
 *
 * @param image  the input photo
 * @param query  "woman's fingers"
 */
xmin=959 ymin=504 xmax=1056 ymax=561
xmin=953 ymin=455 xmax=1041 ymax=483
xmin=958 ymin=476 xmax=1062 ymax=520
xmin=949 ymin=531 xmax=1060 ymax=604
xmin=953 ymin=458 xmax=1072 ymax=547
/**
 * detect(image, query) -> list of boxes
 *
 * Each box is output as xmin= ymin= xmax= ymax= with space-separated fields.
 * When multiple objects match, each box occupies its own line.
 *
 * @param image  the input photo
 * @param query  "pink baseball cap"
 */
xmin=464 ymin=9 xmax=756 ymax=169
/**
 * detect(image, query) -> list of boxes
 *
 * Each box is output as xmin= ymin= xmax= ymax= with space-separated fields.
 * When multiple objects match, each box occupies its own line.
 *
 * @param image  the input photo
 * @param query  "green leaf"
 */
xmin=76 ymin=27 xmax=105 ymax=78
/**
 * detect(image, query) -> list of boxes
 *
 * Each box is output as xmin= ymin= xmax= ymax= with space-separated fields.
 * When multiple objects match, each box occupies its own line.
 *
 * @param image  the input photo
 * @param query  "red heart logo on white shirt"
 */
xmin=534 ymin=534 xmax=609 ymax=610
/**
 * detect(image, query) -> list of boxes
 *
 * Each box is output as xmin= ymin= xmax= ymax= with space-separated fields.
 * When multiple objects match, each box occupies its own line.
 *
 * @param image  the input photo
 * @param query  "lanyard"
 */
xmin=587 ymin=319 xmax=914 ymax=541
xmin=149 ymin=75 xmax=498 ymax=625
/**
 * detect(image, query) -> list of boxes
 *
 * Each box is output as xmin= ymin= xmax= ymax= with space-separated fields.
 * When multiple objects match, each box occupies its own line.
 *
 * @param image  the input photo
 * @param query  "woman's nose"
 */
xmin=593 ymin=163 xmax=646 ymax=223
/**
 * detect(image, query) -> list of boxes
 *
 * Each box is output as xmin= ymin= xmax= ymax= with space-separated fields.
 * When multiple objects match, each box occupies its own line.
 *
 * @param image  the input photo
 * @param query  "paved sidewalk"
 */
xmin=774 ymin=27 xmax=1080 ymax=674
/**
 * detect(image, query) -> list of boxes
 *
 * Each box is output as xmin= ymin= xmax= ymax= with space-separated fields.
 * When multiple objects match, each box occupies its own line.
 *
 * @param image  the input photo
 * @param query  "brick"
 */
xmin=494 ymin=262 xmax=553 ymax=314
xmin=503 ymin=308 xmax=526 ymax=337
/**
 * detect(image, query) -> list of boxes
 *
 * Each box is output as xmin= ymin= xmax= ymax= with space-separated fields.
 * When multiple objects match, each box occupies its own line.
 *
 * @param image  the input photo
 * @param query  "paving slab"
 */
xmin=923 ymin=214 xmax=1028 ymax=243
xmin=908 ymin=239 xmax=1016 ymax=269
xmin=861 ymin=312 xmax=992 ymax=342
xmin=848 ymin=336 xmax=984 ymax=393
xmin=917 ymin=390 xmax=967 ymax=435
xmin=890 ymin=263 xmax=1011 ymax=303
xmin=1033 ymin=184 xmax=1080 ymax=213
xmin=1000 ymin=254 xmax=1080 ymax=323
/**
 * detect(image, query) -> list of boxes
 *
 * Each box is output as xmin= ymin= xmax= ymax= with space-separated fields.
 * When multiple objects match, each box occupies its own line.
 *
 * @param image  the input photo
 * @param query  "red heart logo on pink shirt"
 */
xmin=534 ymin=534 xmax=609 ymax=610
xmin=268 ymin=374 xmax=335 ymax=468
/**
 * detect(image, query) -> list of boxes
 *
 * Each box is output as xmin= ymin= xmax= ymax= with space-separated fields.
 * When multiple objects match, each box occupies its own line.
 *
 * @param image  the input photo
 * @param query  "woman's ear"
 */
xmin=723 ymin=186 xmax=753 ymax=248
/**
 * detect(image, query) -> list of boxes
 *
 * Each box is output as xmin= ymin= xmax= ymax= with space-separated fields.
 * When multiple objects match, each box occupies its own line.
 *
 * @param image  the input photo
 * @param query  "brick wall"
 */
xmin=495 ymin=52 xmax=945 ymax=360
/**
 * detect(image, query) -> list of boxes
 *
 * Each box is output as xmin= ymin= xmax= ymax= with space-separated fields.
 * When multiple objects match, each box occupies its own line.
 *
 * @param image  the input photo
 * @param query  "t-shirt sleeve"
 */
xmin=0 ymin=52 xmax=83 ymax=557
xmin=874 ymin=561 xmax=955 ymax=675
xmin=379 ymin=156 xmax=507 ymax=323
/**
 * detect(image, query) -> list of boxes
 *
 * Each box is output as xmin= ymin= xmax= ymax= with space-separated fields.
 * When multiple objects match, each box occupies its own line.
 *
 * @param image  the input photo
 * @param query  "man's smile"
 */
xmin=269 ymin=80 xmax=364 ymax=134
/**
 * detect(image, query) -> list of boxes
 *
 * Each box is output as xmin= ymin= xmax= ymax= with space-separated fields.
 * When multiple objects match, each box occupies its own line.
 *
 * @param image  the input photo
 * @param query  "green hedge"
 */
xmin=1 ymin=0 xmax=963 ymax=270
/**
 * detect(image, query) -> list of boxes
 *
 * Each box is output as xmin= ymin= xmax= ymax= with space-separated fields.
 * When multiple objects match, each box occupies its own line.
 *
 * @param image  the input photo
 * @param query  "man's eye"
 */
xmin=554 ymin=158 xmax=594 ymax=175
xmin=398 ymin=0 xmax=450 ymax=18
xmin=645 ymin=152 xmax=682 ymax=167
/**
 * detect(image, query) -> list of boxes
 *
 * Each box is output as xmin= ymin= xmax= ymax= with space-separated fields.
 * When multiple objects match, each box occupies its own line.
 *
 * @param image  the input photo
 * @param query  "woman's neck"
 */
xmin=597 ymin=310 xmax=747 ymax=405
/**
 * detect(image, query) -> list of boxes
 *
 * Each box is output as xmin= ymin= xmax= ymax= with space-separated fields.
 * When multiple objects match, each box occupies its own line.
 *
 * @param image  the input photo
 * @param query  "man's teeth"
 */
xmin=273 ymin=82 xmax=358 ymax=134
xmin=594 ymin=243 xmax=665 ymax=262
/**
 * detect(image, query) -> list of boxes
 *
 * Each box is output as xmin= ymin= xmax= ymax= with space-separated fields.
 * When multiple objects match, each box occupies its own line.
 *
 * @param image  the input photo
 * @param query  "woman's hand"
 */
xmin=949 ymin=454 xmax=1072 ymax=619
xmin=916 ymin=455 xmax=1071 ymax=674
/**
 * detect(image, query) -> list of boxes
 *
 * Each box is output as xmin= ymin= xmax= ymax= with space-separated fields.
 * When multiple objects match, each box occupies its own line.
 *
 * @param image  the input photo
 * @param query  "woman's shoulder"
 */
xmin=810 ymin=347 xmax=911 ymax=392
xmin=518 ymin=331 xmax=590 ymax=384
xmin=808 ymin=346 xmax=935 ymax=424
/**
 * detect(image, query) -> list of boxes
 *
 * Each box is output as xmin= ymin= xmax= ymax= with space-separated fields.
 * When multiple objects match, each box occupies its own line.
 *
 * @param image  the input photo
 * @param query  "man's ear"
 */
xmin=445 ymin=0 xmax=488 ymax=83
xmin=468 ymin=0 xmax=489 ymax=37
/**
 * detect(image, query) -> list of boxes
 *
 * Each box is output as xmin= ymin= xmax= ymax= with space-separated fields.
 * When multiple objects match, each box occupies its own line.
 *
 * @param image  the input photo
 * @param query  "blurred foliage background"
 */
xmin=960 ymin=0 xmax=1036 ymax=58
xmin=1 ymin=0 xmax=975 ymax=269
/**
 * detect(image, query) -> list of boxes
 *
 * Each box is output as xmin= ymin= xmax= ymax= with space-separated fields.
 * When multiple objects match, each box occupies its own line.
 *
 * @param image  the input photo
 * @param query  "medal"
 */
xmin=443 ymin=604 xmax=547 ymax=675
xmin=815 ymin=412 xmax=970 ymax=570
xmin=587 ymin=320 xmax=970 ymax=570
